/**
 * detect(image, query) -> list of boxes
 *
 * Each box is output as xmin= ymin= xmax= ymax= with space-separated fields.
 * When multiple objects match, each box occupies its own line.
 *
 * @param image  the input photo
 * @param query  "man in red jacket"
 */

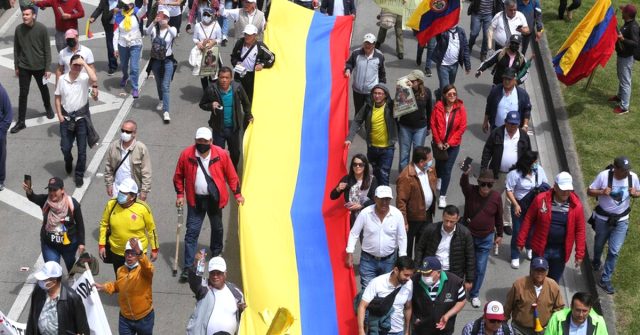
xmin=173 ymin=127 xmax=244 ymax=283
xmin=517 ymin=171 xmax=585 ymax=282
xmin=34 ymin=0 xmax=84 ymax=52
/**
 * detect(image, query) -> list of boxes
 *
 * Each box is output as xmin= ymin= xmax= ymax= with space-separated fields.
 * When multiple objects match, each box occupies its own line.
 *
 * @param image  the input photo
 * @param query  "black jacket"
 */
xmin=199 ymin=81 xmax=252 ymax=133
xmin=432 ymin=27 xmax=472 ymax=71
xmin=616 ymin=20 xmax=640 ymax=58
xmin=346 ymin=84 xmax=397 ymax=147
xmin=478 ymin=48 xmax=527 ymax=85
xmin=468 ymin=0 xmax=503 ymax=16
xmin=320 ymin=0 xmax=355 ymax=16
xmin=26 ymin=283 xmax=90 ymax=335
xmin=90 ymin=0 xmax=115 ymax=27
xmin=330 ymin=174 xmax=378 ymax=206
xmin=230 ymin=39 xmax=276 ymax=71
xmin=481 ymin=126 xmax=531 ymax=179
xmin=27 ymin=192 xmax=85 ymax=246
xmin=412 ymin=271 xmax=465 ymax=335
xmin=414 ymin=222 xmax=475 ymax=282
xmin=484 ymin=84 xmax=531 ymax=129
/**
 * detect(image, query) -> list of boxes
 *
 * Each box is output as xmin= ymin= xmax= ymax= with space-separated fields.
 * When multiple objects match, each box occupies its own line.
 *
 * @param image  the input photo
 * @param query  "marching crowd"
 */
xmin=0 ymin=0 xmax=637 ymax=333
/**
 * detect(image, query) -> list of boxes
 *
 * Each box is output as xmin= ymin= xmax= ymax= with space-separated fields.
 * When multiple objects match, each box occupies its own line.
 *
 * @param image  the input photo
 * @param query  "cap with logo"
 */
xmin=613 ymin=156 xmax=631 ymax=171
xmin=509 ymin=34 xmax=522 ymax=44
xmin=502 ymin=68 xmax=517 ymax=80
xmin=484 ymin=301 xmax=506 ymax=321
xmin=531 ymin=257 xmax=549 ymax=270
xmin=375 ymin=185 xmax=393 ymax=199
xmin=418 ymin=256 xmax=442 ymax=274
xmin=505 ymin=111 xmax=521 ymax=125
xmin=555 ymin=171 xmax=574 ymax=191
xmin=34 ymin=261 xmax=63 ymax=281
xmin=208 ymin=256 xmax=227 ymax=272
xmin=46 ymin=177 xmax=64 ymax=190
xmin=363 ymin=33 xmax=376 ymax=44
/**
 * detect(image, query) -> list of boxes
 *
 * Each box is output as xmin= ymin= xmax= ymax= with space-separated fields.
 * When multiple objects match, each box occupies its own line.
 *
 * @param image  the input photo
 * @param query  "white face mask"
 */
xmin=38 ymin=280 xmax=56 ymax=291
xmin=125 ymin=261 xmax=139 ymax=270
xmin=202 ymin=15 xmax=213 ymax=24
xmin=120 ymin=132 xmax=133 ymax=143
xmin=421 ymin=275 xmax=434 ymax=286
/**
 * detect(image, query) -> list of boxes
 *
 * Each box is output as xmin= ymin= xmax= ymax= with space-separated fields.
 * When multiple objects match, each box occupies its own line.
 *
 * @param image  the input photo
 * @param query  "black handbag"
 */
xmin=102 ymin=201 xmax=118 ymax=264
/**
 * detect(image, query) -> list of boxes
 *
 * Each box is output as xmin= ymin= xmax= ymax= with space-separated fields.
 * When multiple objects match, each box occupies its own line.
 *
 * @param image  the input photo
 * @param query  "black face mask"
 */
xmin=195 ymin=143 xmax=210 ymax=154
xmin=66 ymin=38 xmax=77 ymax=48
xmin=509 ymin=44 xmax=519 ymax=52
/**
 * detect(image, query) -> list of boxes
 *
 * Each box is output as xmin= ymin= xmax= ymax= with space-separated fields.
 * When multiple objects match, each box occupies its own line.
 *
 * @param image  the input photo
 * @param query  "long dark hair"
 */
xmin=413 ymin=79 xmax=426 ymax=99
xmin=441 ymin=84 xmax=457 ymax=106
xmin=349 ymin=153 xmax=372 ymax=190
xmin=513 ymin=150 xmax=538 ymax=177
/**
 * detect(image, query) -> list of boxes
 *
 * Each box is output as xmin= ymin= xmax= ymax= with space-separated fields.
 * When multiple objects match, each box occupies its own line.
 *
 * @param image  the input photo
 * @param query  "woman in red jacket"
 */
xmin=430 ymin=84 xmax=467 ymax=208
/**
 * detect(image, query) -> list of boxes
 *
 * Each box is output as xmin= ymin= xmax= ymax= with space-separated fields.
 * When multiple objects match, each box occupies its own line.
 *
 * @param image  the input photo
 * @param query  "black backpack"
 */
xmin=470 ymin=317 xmax=511 ymax=335
xmin=150 ymin=24 xmax=171 ymax=60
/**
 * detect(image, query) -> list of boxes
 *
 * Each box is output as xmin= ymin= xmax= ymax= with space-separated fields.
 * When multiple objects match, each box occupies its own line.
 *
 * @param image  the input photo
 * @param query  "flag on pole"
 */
xmin=406 ymin=0 xmax=460 ymax=46
xmin=552 ymin=0 xmax=618 ymax=85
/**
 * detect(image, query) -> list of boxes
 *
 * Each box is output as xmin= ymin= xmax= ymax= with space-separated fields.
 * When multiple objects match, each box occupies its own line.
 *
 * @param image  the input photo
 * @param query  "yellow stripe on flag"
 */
xmin=406 ymin=0 xmax=432 ymax=30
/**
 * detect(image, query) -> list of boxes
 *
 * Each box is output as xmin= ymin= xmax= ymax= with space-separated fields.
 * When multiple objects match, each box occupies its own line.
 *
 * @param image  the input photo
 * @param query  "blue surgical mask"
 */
xmin=125 ymin=261 xmax=139 ymax=270
xmin=117 ymin=192 xmax=129 ymax=205
xmin=426 ymin=160 xmax=434 ymax=170
xmin=532 ymin=162 xmax=539 ymax=171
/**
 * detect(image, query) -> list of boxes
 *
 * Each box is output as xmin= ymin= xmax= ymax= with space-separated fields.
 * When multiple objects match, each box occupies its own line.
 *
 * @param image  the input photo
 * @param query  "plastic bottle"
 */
xmin=196 ymin=249 xmax=206 ymax=276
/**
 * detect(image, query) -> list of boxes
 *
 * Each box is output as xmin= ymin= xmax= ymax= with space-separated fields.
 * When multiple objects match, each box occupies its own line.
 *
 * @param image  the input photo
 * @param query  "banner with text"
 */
xmin=72 ymin=270 xmax=113 ymax=335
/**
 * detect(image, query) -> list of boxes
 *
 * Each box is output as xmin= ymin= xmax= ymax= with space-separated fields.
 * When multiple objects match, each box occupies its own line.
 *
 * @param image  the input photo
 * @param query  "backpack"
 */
xmin=588 ymin=165 xmax=634 ymax=229
xmin=471 ymin=317 xmax=511 ymax=335
xmin=633 ymin=22 xmax=640 ymax=61
xmin=226 ymin=282 xmax=245 ymax=322
xmin=150 ymin=24 xmax=171 ymax=60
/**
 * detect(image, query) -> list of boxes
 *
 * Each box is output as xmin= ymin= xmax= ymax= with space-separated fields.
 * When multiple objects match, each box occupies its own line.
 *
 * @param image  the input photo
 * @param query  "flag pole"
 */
xmin=584 ymin=68 xmax=597 ymax=91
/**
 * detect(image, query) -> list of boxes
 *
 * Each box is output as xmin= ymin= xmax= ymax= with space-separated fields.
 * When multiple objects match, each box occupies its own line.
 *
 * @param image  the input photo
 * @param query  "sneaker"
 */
xmin=425 ymin=68 xmax=432 ymax=77
xmin=566 ymin=10 xmax=573 ymax=21
xmin=598 ymin=279 xmax=615 ymax=294
xmin=480 ymin=53 xmax=487 ymax=62
xmin=156 ymin=101 xmax=163 ymax=111
xmin=45 ymin=107 xmax=54 ymax=119
xmin=471 ymin=297 xmax=481 ymax=308
xmin=75 ymin=177 xmax=84 ymax=187
xmin=221 ymin=38 xmax=228 ymax=47
xmin=65 ymin=160 xmax=73 ymax=174
xmin=186 ymin=23 xmax=192 ymax=34
xmin=613 ymin=106 xmax=629 ymax=115
xmin=438 ymin=195 xmax=447 ymax=209
xmin=120 ymin=76 xmax=129 ymax=88
xmin=10 ymin=122 xmax=26 ymax=134
xmin=608 ymin=95 xmax=621 ymax=102
xmin=107 ymin=68 xmax=116 ymax=76
xmin=163 ymin=112 xmax=171 ymax=123
xmin=397 ymin=52 xmax=404 ymax=60
xmin=504 ymin=226 xmax=513 ymax=236
xmin=179 ymin=269 xmax=189 ymax=283
xmin=511 ymin=259 xmax=520 ymax=269
xmin=436 ymin=178 xmax=442 ymax=191
xmin=526 ymin=248 xmax=533 ymax=260
xmin=132 ymin=89 xmax=139 ymax=99
xmin=592 ymin=260 xmax=601 ymax=272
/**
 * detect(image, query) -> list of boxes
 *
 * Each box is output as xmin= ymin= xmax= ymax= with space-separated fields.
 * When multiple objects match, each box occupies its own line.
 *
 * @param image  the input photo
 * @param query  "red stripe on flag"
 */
xmin=415 ymin=7 xmax=461 ymax=46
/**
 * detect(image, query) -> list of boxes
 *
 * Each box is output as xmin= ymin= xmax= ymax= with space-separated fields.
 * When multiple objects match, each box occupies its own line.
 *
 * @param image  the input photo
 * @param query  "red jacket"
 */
xmin=173 ymin=144 xmax=241 ymax=208
xmin=430 ymin=99 xmax=467 ymax=147
xmin=517 ymin=190 xmax=586 ymax=263
xmin=37 ymin=0 xmax=84 ymax=32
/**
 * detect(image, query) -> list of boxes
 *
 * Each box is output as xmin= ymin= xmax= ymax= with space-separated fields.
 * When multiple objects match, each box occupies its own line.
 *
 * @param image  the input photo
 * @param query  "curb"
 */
xmin=533 ymin=34 xmax=618 ymax=335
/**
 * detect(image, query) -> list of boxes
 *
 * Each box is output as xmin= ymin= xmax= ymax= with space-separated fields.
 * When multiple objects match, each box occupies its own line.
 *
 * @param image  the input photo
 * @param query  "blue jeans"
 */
xmin=417 ymin=38 xmax=437 ymax=69
xmin=593 ymin=217 xmax=629 ymax=282
xmin=510 ymin=206 xmax=523 ymax=260
xmin=434 ymin=145 xmax=460 ymax=196
xmin=616 ymin=55 xmax=633 ymax=110
xmin=41 ymin=235 xmax=78 ymax=273
xmin=183 ymin=203 xmax=223 ymax=269
xmin=398 ymin=125 xmax=427 ymax=172
xmin=60 ymin=118 xmax=88 ymax=179
xmin=436 ymin=63 xmax=459 ymax=91
xmin=119 ymin=44 xmax=142 ymax=90
xmin=216 ymin=0 xmax=233 ymax=38
xmin=151 ymin=59 xmax=174 ymax=112
xmin=470 ymin=232 xmax=494 ymax=298
xmin=367 ymin=146 xmax=395 ymax=186
xmin=359 ymin=251 xmax=397 ymax=290
xmin=469 ymin=14 xmax=492 ymax=56
xmin=119 ymin=309 xmax=154 ymax=335
xmin=538 ymin=246 xmax=565 ymax=282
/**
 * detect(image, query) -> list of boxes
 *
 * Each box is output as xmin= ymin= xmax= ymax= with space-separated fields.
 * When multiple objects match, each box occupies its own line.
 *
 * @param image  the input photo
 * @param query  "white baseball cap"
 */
xmin=118 ymin=178 xmax=139 ymax=194
xmin=195 ymin=127 xmax=212 ymax=140
xmin=375 ymin=185 xmax=393 ymax=199
xmin=208 ymin=256 xmax=227 ymax=272
xmin=34 ymin=261 xmax=63 ymax=281
xmin=121 ymin=0 xmax=134 ymax=5
xmin=243 ymin=24 xmax=258 ymax=35
xmin=157 ymin=8 xmax=170 ymax=18
xmin=363 ymin=33 xmax=376 ymax=44
xmin=125 ymin=239 xmax=143 ymax=251
xmin=484 ymin=301 xmax=506 ymax=321
xmin=555 ymin=171 xmax=574 ymax=191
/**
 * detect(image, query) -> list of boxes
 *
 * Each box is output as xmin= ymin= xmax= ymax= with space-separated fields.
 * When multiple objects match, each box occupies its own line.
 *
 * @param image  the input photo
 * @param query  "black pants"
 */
xmin=0 ymin=136 xmax=5 ymax=184
xmin=352 ymin=91 xmax=369 ymax=115
xmin=235 ymin=71 xmax=255 ymax=102
xmin=169 ymin=14 xmax=183 ymax=34
xmin=104 ymin=24 xmax=118 ymax=70
xmin=108 ymin=249 xmax=126 ymax=276
xmin=212 ymin=127 xmax=241 ymax=170
xmin=558 ymin=0 xmax=581 ymax=19
xmin=521 ymin=34 xmax=532 ymax=55
xmin=293 ymin=0 xmax=313 ymax=9
xmin=407 ymin=219 xmax=431 ymax=259
xmin=18 ymin=67 xmax=52 ymax=123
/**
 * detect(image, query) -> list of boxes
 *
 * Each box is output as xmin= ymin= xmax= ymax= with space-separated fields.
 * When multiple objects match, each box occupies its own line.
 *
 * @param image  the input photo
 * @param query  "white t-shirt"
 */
xmin=495 ymin=88 xmax=518 ymax=127
xmin=506 ymin=166 xmax=548 ymax=200
xmin=146 ymin=25 xmax=178 ymax=57
xmin=55 ymin=72 xmax=89 ymax=113
xmin=192 ymin=21 xmax=222 ymax=44
xmin=240 ymin=44 xmax=259 ymax=71
xmin=333 ymin=0 xmax=344 ymax=16
xmin=58 ymin=45 xmax=95 ymax=75
xmin=590 ymin=170 xmax=640 ymax=220
xmin=490 ymin=11 xmax=528 ymax=47
xmin=361 ymin=273 xmax=413 ymax=333
xmin=415 ymin=165 xmax=434 ymax=209
xmin=206 ymin=285 xmax=239 ymax=334
xmin=113 ymin=141 xmax=134 ymax=196
xmin=500 ymin=129 xmax=520 ymax=173
xmin=194 ymin=149 xmax=211 ymax=195
xmin=442 ymin=29 xmax=460 ymax=66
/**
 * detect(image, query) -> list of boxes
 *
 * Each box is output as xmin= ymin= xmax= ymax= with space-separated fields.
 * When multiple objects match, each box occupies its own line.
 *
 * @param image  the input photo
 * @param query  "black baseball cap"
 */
xmin=45 ymin=177 xmax=64 ymax=190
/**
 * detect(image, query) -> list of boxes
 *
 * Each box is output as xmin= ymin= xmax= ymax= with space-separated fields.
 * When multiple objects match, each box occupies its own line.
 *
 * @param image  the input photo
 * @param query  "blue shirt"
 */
xmin=221 ymin=88 xmax=234 ymax=128
xmin=495 ymin=88 xmax=518 ymax=127
xmin=569 ymin=318 xmax=588 ymax=335
xmin=548 ymin=200 xmax=569 ymax=246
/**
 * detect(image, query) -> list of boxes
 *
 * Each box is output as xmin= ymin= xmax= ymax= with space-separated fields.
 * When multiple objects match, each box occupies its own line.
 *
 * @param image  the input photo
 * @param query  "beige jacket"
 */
xmin=104 ymin=140 xmax=152 ymax=194
xmin=504 ymin=276 xmax=565 ymax=329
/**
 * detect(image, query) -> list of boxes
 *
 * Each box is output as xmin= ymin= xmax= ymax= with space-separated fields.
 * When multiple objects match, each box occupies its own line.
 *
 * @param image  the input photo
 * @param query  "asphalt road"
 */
xmin=0 ymin=0 xmax=589 ymax=333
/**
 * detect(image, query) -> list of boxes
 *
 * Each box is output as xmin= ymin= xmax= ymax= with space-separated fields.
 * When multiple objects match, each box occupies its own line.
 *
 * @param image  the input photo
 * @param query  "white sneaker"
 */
xmin=438 ymin=195 xmax=447 ymax=208
xmin=511 ymin=259 xmax=520 ymax=269
xmin=471 ymin=297 xmax=481 ymax=308
xmin=156 ymin=101 xmax=163 ymax=111
xmin=163 ymin=112 xmax=171 ymax=122
xmin=437 ymin=178 xmax=442 ymax=191
xmin=526 ymin=249 xmax=533 ymax=260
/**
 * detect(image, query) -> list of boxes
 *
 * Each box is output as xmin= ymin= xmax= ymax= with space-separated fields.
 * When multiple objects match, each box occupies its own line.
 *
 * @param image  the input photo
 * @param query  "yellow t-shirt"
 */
xmin=370 ymin=103 xmax=388 ymax=148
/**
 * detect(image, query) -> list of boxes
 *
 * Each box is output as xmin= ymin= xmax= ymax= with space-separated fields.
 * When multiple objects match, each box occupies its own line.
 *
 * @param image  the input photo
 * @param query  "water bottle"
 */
xmin=196 ymin=249 xmax=206 ymax=276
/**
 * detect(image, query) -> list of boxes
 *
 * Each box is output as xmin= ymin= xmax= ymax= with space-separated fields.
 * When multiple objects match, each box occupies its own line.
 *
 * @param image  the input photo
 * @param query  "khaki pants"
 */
xmin=496 ymin=172 xmax=512 ymax=226
xmin=376 ymin=14 xmax=404 ymax=55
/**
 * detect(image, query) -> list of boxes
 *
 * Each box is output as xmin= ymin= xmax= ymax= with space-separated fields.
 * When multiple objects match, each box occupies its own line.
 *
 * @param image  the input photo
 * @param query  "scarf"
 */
xmin=45 ymin=195 xmax=70 ymax=232
xmin=122 ymin=8 xmax=134 ymax=32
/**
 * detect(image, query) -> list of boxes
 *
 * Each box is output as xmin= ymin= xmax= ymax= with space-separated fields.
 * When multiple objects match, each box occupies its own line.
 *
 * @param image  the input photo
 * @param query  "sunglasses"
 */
xmin=352 ymin=162 xmax=365 ymax=168
xmin=479 ymin=182 xmax=493 ymax=188
xmin=121 ymin=129 xmax=134 ymax=134
xmin=487 ymin=319 xmax=503 ymax=324
xmin=445 ymin=92 xmax=457 ymax=97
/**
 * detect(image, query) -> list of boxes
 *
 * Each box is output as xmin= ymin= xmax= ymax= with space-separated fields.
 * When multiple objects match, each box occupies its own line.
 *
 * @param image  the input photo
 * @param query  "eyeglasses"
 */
xmin=352 ymin=162 xmax=365 ymax=168
xmin=479 ymin=182 xmax=493 ymax=188
xmin=445 ymin=92 xmax=457 ymax=97
xmin=121 ymin=129 xmax=134 ymax=134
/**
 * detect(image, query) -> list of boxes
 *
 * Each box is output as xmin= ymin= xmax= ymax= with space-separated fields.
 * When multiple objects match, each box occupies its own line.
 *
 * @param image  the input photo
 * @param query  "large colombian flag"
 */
xmin=552 ymin=0 xmax=618 ymax=85
xmin=407 ymin=0 xmax=460 ymax=46
xmin=238 ymin=0 xmax=356 ymax=334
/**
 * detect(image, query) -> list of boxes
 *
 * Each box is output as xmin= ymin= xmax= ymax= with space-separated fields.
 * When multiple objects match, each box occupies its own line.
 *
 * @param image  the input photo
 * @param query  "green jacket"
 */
xmin=545 ymin=308 xmax=608 ymax=335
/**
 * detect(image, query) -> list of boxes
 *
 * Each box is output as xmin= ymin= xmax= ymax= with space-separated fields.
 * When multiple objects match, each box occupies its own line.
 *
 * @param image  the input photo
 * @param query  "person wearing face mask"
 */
xmin=476 ymin=35 xmax=527 ymax=86
xmin=517 ymin=172 xmax=586 ymax=283
xmin=186 ymin=253 xmax=246 ymax=335
xmin=99 ymin=177 xmax=159 ymax=274
xmin=33 ymin=0 xmax=85 ymax=52
xmin=26 ymin=261 xmax=90 ymax=335
xmin=192 ymin=7 xmax=223 ymax=90
xmin=113 ymin=0 xmax=148 ymax=98
xmin=411 ymin=256 xmax=466 ymax=335
xmin=104 ymin=119 xmax=152 ymax=201
xmin=24 ymin=177 xmax=86 ymax=272
xmin=95 ymin=238 xmax=156 ymax=334
xmin=173 ymin=127 xmax=244 ymax=283
xmin=146 ymin=9 xmax=178 ymax=123
xmin=55 ymin=29 xmax=95 ymax=86
xmin=396 ymin=146 xmax=437 ymax=259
